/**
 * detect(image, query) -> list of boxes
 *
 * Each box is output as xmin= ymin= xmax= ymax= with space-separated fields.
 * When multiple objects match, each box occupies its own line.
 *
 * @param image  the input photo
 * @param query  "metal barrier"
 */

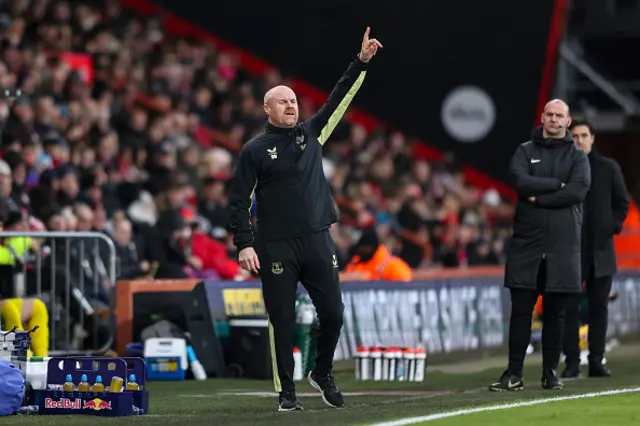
xmin=0 ymin=231 xmax=116 ymax=356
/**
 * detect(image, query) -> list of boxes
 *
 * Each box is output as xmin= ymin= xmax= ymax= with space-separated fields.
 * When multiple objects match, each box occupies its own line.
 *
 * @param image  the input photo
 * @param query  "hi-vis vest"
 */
xmin=0 ymin=237 xmax=32 ymax=265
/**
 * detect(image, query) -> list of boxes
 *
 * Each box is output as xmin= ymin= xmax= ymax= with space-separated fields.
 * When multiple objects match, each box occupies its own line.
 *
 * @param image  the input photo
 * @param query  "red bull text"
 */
xmin=44 ymin=398 xmax=82 ymax=409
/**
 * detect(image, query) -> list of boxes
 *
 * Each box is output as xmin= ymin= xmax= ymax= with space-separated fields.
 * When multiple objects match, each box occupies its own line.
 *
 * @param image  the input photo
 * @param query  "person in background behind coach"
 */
xmin=345 ymin=227 xmax=412 ymax=281
xmin=489 ymin=100 xmax=591 ymax=393
xmin=561 ymin=119 xmax=629 ymax=379
xmin=228 ymin=27 xmax=382 ymax=412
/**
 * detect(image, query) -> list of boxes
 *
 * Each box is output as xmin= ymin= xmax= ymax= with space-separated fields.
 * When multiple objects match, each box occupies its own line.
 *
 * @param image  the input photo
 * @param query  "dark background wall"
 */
xmin=152 ymin=0 xmax=556 ymax=181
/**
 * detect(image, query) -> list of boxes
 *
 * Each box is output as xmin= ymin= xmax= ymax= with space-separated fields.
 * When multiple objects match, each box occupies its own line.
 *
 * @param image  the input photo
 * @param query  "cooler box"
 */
xmin=144 ymin=337 xmax=187 ymax=381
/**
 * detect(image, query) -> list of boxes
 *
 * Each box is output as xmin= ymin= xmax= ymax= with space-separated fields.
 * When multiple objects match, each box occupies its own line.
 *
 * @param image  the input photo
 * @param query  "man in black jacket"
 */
xmin=489 ymin=100 xmax=591 ymax=392
xmin=228 ymin=27 xmax=382 ymax=412
xmin=561 ymin=119 xmax=629 ymax=378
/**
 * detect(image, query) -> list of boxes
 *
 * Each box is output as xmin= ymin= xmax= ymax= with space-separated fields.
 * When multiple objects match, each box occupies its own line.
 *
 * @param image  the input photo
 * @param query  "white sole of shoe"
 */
xmin=307 ymin=372 xmax=341 ymax=408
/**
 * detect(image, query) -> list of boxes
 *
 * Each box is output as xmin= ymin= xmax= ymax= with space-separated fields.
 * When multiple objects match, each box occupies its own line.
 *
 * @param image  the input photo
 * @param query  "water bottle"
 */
xmin=359 ymin=346 xmax=371 ymax=380
xmin=404 ymin=349 xmax=416 ymax=382
xmin=371 ymin=347 xmax=382 ymax=381
xmin=414 ymin=348 xmax=427 ymax=382
xmin=294 ymin=295 xmax=316 ymax=375
xmin=382 ymin=347 xmax=394 ymax=381
xmin=395 ymin=349 xmax=405 ymax=381
xmin=293 ymin=347 xmax=303 ymax=381
xmin=388 ymin=347 xmax=399 ymax=381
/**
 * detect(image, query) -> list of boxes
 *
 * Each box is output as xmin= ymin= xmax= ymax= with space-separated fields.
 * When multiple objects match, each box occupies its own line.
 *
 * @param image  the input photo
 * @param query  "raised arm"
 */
xmin=228 ymin=145 xmax=258 ymax=252
xmin=306 ymin=27 xmax=383 ymax=144
xmin=535 ymin=150 xmax=591 ymax=208
xmin=509 ymin=145 xmax=563 ymax=197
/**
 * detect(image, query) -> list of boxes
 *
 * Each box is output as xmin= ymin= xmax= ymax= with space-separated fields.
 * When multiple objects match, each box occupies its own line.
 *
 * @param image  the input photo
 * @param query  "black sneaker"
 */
xmin=541 ymin=369 xmax=564 ymax=390
xmin=488 ymin=370 xmax=524 ymax=392
xmin=278 ymin=391 xmax=303 ymax=412
xmin=561 ymin=363 xmax=581 ymax=379
xmin=308 ymin=371 xmax=344 ymax=408
xmin=588 ymin=361 xmax=611 ymax=378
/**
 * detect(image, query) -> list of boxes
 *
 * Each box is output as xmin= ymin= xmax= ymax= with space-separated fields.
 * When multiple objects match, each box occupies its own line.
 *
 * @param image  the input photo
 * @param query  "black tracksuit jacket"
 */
xmin=228 ymin=55 xmax=369 ymax=250
xmin=505 ymin=127 xmax=591 ymax=293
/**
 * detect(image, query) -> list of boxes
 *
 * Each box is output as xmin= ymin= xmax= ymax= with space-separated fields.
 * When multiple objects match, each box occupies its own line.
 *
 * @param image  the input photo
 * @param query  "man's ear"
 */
xmin=263 ymin=103 xmax=270 ymax=116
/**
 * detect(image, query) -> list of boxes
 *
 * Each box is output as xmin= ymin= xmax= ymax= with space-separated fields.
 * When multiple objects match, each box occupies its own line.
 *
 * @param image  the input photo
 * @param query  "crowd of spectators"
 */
xmin=0 ymin=0 xmax=516 ymax=296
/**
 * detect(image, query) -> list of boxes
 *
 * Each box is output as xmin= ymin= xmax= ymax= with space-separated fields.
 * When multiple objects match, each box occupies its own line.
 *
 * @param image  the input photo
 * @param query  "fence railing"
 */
xmin=0 ymin=231 xmax=116 ymax=356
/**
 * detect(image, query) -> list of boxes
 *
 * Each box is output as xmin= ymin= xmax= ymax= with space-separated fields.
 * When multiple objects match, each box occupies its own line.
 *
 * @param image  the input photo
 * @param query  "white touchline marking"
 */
xmin=368 ymin=387 xmax=640 ymax=426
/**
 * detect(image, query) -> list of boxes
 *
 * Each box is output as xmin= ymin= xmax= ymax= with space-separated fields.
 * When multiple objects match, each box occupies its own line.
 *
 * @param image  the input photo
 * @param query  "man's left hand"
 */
xmin=359 ymin=27 xmax=383 ymax=63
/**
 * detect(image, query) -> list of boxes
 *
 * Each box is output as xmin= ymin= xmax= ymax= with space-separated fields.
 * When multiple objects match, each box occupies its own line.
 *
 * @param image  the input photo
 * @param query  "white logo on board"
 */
xmin=441 ymin=86 xmax=496 ymax=143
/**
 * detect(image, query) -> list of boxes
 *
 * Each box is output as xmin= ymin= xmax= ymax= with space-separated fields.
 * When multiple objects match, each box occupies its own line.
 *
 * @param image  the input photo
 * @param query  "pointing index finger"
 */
xmin=363 ymin=26 xmax=370 ymax=42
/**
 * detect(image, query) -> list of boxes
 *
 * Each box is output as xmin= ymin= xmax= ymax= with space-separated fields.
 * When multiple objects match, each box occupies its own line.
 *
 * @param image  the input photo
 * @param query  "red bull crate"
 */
xmin=33 ymin=357 xmax=149 ymax=416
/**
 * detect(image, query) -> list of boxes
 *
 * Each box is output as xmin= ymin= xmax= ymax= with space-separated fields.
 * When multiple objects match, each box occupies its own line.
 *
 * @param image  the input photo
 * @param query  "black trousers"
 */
xmin=508 ymin=260 xmax=570 ymax=376
xmin=257 ymin=229 xmax=343 ymax=393
xmin=563 ymin=274 xmax=613 ymax=366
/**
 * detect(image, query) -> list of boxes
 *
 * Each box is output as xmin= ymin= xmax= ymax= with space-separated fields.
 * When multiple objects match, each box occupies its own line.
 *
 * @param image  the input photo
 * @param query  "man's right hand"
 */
xmin=359 ymin=27 xmax=383 ymax=63
xmin=238 ymin=247 xmax=260 ymax=274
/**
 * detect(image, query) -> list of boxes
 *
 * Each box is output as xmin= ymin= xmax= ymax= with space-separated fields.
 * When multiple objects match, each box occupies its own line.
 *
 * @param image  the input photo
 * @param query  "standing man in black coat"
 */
xmin=561 ymin=119 xmax=629 ymax=378
xmin=489 ymin=100 xmax=591 ymax=392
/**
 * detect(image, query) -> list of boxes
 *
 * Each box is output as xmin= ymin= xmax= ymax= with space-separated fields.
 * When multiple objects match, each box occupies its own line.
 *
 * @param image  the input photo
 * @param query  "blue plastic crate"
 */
xmin=32 ymin=356 xmax=149 ymax=417
xmin=36 ymin=390 xmax=134 ymax=416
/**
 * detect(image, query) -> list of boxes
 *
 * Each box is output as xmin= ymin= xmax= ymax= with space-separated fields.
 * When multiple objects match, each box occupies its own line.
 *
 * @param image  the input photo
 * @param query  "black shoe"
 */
xmin=588 ymin=361 xmax=611 ymax=377
xmin=561 ymin=363 xmax=581 ymax=379
xmin=488 ymin=369 xmax=524 ymax=392
xmin=308 ymin=371 xmax=344 ymax=408
xmin=278 ymin=391 xmax=303 ymax=412
xmin=541 ymin=369 xmax=564 ymax=390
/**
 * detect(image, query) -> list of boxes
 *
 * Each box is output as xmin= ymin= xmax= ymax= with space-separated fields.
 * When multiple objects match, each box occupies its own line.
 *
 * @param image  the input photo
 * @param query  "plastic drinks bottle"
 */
xmin=388 ymin=347 xmax=397 ymax=381
xmin=396 ymin=348 xmax=406 ymax=381
xmin=292 ymin=347 xmax=303 ymax=381
xmin=354 ymin=346 xmax=364 ymax=380
xmin=294 ymin=296 xmax=317 ymax=376
xmin=63 ymin=374 xmax=75 ymax=391
xmin=360 ymin=347 xmax=371 ymax=380
xmin=92 ymin=375 xmax=105 ymax=392
xmin=382 ymin=347 xmax=395 ymax=381
xmin=110 ymin=376 xmax=124 ymax=392
xmin=414 ymin=348 xmax=427 ymax=382
xmin=126 ymin=374 xmax=140 ymax=391
xmin=371 ymin=347 xmax=383 ymax=381
xmin=77 ymin=374 xmax=91 ymax=392
xmin=405 ymin=349 xmax=416 ymax=382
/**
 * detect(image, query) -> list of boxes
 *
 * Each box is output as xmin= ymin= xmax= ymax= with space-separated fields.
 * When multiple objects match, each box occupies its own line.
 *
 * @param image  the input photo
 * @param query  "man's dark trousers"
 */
xmin=508 ymin=260 xmax=570 ymax=376
xmin=257 ymin=229 xmax=343 ymax=393
xmin=563 ymin=271 xmax=613 ymax=366
xmin=562 ymin=149 xmax=630 ymax=370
